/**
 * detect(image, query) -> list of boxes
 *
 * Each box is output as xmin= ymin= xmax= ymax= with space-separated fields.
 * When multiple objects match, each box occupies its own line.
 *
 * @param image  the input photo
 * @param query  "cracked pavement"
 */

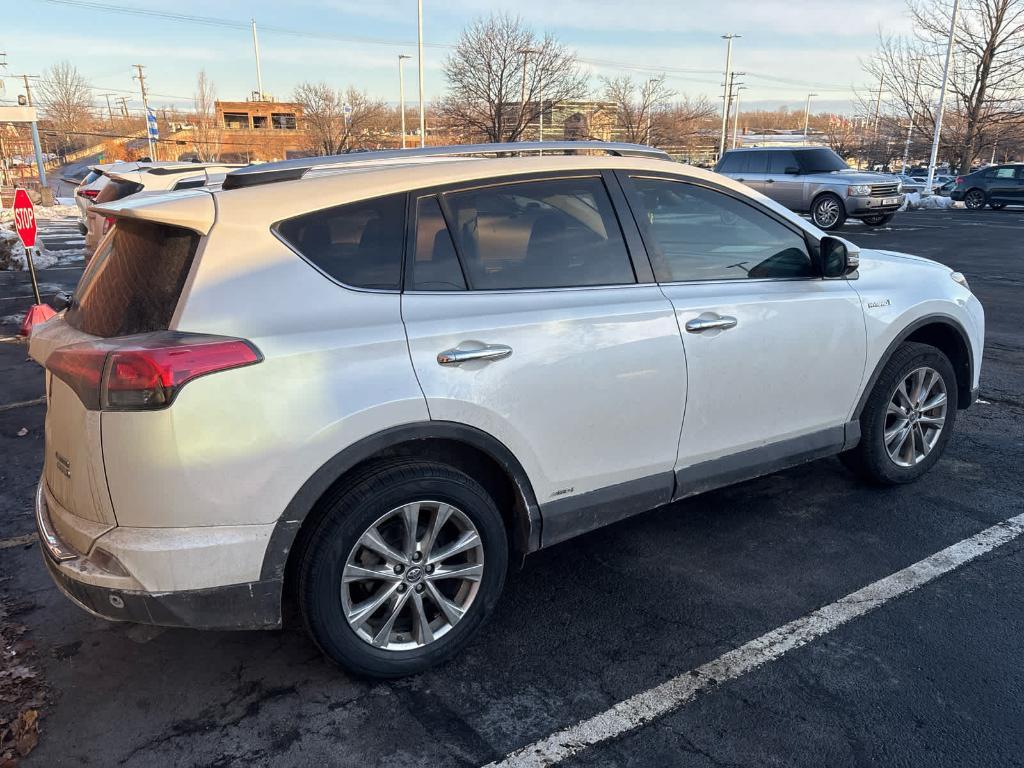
xmin=0 ymin=208 xmax=1021 ymax=766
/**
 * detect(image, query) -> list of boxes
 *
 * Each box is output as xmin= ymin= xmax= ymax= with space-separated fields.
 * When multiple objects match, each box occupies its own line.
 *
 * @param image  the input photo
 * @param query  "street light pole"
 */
xmin=251 ymin=19 xmax=265 ymax=100
xmin=718 ymin=33 xmax=740 ymax=159
xmin=416 ymin=0 xmax=426 ymax=147
xmin=926 ymin=0 xmax=960 ymax=194
xmin=398 ymin=54 xmax=411 ymax=149
xmin=518 ymin=48 xmax=538 ymax=143
xmin=802 ymin=92 xmax=818 ymax=141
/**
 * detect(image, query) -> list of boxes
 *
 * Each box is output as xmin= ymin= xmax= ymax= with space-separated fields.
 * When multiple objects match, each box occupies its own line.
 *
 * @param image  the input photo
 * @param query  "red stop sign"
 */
xmin=12 ymin=189 xmax=37 ymax=249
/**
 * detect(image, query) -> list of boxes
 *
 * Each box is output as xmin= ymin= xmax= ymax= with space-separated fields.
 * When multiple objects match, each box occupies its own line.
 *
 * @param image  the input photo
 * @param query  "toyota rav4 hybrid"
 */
xmin=715 ymin=147 xmax=906 ymax=230
xmin=29 ymin=142 xmax=983 ymax=678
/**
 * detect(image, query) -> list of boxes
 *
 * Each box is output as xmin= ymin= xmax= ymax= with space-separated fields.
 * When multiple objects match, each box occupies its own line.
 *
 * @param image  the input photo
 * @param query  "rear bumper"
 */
xmin=36 ymin=480 xmax=282 ymax=630
xmin=949 ymin=190 xmax=966 ymax=201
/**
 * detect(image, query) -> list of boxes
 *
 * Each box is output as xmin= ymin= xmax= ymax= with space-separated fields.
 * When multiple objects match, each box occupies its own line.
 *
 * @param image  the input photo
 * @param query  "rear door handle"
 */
xmin=685 ymin=313 xmax=738 ymax=333
xmin=437 ymin=343 xmax=513 ymax=366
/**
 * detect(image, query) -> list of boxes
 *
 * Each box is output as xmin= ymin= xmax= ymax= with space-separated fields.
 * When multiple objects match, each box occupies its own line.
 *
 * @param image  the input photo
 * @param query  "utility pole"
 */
xmin=417 ymin=0 xmax=426 ymax=148
xmin=100 ymin=93 xmax=116 ymax=125
xmin=20 ymin=74 xmax=37 ymax=107
xmin=901 ymin=59 xmax=922 ymax=175
xmin=718 ymin=33 xmax=740 ymax=159
xmin=251 ymin=19 xmax=265 ymax=101
xmin=731 ymin=85 xmax=747 ymax=148
xmin=116 ymin=96 xmax=130 ymax=119
xmin=132 ymin=64 xmax=156 ymax=160
xmin=646 ymin=77 xmax=660 ymax=144
xmin=802 ymin=92 xmax=818 ymax=141
xmin=926 ymin=0 xmax=960 ymax=193
xmin=398 ymin=54 xmax=411 ymax=149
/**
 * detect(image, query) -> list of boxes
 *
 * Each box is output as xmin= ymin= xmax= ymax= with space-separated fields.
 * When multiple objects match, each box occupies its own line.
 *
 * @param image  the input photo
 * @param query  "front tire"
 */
xmin=860 ymin=212 xmax=895 ymax=226
xmin=297 ymin=459 xmax=508 ymax=678
xmin=964 ymin=188 xmax=986 ymax=210
xmin=841 ymin=342 xmax=958 ymax=485
xmin=811 ymin=193 xmax=847 ymax=230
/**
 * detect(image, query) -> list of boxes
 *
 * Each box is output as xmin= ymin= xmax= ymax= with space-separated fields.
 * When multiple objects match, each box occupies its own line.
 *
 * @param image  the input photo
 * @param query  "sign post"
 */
xmin=12 ymin=189 xmax=56 ymax=336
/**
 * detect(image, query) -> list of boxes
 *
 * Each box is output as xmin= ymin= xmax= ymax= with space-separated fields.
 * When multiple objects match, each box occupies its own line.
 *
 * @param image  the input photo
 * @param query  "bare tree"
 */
xmin=600 ymin=75 xmax=676 ymax=144
xmin=863 ymin=0 xmax=1024 ymax=172
xmin=659 ymin=96 xmax=717 ymax=148
xmin=294 ymin=82 xmax=388 ymax=155
xmin=192 ymin=70 xmax=220 ymax=162
xmin=440 ymin=13 xmax=589 ymax=143
xmin=36 ymin=61 xmax=94 ymax=151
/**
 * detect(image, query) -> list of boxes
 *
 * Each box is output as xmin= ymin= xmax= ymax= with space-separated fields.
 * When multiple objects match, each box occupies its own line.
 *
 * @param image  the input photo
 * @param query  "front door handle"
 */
xmin=685 ymin=313 xmax=738 ymax=333
xmin=765 ymin=179 xmax=775 ymax=184
xmin=437 ymin=343 xmax=513 ymax=366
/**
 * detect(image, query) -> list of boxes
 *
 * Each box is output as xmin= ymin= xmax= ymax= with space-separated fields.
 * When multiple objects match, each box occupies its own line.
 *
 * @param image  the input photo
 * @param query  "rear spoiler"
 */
xmin=91 ymin=188 xmax=216 ymax=236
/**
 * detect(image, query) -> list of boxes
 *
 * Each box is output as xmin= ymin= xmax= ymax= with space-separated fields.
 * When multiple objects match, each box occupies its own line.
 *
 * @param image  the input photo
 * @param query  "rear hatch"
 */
xmin=30 ymin=212 xmax=206 ymax=553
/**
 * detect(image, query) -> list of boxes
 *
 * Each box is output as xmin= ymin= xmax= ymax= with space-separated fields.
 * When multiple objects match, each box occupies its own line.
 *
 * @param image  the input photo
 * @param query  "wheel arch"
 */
xmin=854 ymin=314 xmax=974 ymax=419
xmin=260 ymin=421 xmax=543 ymax=587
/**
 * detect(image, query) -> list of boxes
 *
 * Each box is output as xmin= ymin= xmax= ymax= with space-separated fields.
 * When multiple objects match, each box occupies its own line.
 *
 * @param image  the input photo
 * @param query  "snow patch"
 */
xmin=899 ymin=192 xmax=961 ymax=211
xmin=0 ymin=204 xmax=79 ymax=225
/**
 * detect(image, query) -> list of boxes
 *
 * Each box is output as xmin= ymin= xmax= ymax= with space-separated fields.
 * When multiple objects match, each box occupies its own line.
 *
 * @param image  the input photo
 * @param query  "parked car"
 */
xmin=83 ymin=163 xmax=244 ymax=259
xmin=949 ymin=164 xmax=1024 ymax=210
xmin=715 ymin=147 xmax=905 ymax=230
xmin=897 ymin=174 xmax=926 ymax=194
xmin=73 ymin=163 xmax=137 ymax=234
xmin=29 ymin=141 xmax=983 ymax=678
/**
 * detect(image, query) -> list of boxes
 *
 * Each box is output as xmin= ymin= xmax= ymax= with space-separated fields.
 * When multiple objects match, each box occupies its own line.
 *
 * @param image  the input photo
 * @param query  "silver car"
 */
xmin=715 ymin=147 xmax=905 ymax=230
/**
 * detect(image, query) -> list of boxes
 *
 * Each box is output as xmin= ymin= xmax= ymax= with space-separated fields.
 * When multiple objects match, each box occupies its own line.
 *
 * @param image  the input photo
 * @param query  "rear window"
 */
xmin=274 ymin=194 xmax=406 ymax=290
xmin=95 ymin=179 xmax=144 ymax=204
xmin=65 ymin=219 xmax=199 ymax=337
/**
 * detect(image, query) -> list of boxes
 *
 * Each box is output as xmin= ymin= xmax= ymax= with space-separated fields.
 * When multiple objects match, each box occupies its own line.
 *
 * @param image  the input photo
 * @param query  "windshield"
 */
xmin=796 ymin=148 xmax=849 ymax=173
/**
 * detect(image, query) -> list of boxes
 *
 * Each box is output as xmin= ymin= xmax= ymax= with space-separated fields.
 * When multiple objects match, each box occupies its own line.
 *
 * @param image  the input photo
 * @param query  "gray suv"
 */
xmin=715 ymin=147 xmax=905 ymax=230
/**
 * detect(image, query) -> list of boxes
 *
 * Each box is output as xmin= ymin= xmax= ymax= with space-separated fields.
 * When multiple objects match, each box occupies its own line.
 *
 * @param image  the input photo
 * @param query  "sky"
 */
xmin=0 ymin=0 xmax=914 ymax=118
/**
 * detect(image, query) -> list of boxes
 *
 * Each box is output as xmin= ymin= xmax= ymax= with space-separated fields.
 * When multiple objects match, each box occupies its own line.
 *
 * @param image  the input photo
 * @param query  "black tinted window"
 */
xmin=276 ymin=194 xmax=405 ymax=289
xmin=444 ymin=177 xmax=635 ymax=290
xmin=412 ymin=196 xmax=466 ymax=291
xmin=768 ymin=150 xmax=799 ymax=175
xmin=795 ymin=148 xmax=848 ymax=172
xmin=717 ymin=152 xmax=746 ymax=174
xmin=66 ymin=220 xmax=199 ymax=337
xmin=630 ymin=177 xmax=815 ymax=282
xmin=746 ymin=152 xmax=769 ymax=174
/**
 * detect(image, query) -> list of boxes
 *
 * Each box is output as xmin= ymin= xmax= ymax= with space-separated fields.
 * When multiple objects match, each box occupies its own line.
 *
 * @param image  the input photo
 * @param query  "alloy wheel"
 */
xmin=341 ymin=500 xmax=485 ymax=651
xmin=813 ymin=197 xmax=842 ymax=228
xmin=884 ymin=366 xmax=948 ymax=468
xmin=964 ymin=190 xmax=985 ymax=210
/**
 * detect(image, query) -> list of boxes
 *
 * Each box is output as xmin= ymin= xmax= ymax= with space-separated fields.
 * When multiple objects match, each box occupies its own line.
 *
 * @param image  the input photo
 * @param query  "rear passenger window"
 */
xmin=443 ymin=177 xmax=635 ymax=290
xmin=276 ymin=194 xmax=406 ymax=290
xmin=768 ymin=151 xmax=799 ymax=175
xmin=411 ymin=196 xmax=466 ymax=291
xmin=993 ymin=167 xmax=1016 ymax=179
xmin=746 ymin=152 xmax=769 ymax=174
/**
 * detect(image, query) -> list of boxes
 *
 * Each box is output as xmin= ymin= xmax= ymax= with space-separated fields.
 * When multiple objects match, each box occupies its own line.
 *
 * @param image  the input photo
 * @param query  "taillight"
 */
xmin=955 ymin=176 xmax=964 ymax=185
xmin=46 ymin=333 xmax=261 ymax=411
xmin=103 ymin=216 xmax=115 ymax=233
xmin=78 ymin=188 xmax=99 ymax=199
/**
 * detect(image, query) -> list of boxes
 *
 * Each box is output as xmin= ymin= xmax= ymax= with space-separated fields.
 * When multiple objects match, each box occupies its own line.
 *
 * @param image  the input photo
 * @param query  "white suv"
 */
xmin=29 ymin=142 xmax=984 ymax=678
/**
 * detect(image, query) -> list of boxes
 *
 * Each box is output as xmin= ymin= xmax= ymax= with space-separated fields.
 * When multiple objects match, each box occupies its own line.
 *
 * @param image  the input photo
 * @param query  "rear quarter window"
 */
xmin=66 ymin=220 xmax=199 ymax=337
xmin=274 ymin=194 xmax=406 ymax=290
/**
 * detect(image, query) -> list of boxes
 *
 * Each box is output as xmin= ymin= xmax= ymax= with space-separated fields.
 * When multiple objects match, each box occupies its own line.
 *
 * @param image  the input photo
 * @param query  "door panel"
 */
xmin=766 ymin=150 xmax=806 ymax=210
xmin=618 ymin=173 xmax=867 ymax=472
xmin=403 ymin=287 xmax=687 ymax=506
xmin=663 ymin=279 xmax=866 ymax=468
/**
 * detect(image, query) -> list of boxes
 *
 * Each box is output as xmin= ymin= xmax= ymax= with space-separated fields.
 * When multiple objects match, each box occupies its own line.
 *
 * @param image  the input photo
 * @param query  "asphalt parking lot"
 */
xmin=0 ymin=207 xmax=1021 ymax=767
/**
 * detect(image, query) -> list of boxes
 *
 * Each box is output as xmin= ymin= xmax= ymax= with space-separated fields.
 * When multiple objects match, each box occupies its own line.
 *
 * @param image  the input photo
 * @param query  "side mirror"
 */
xmin=784 ymin=166 xmax=801 ymax=175
xmin=820 ymin=236 xmax=859 ymax=278
xmin=51 ymin=291 xmax=73 ymax=311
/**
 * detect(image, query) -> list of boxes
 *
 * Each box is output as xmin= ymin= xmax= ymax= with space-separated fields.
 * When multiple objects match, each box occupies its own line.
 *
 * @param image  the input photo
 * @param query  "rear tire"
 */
xmin=841 ymin=342 xmax=958 ymax=485
xmin=964 ymin=188 xmax=986 ymax=210
xmin=297 ymin=459 xmax=508 ymax=678
xmin=860 ymin=212 xmax=895 ymax=226
xmin=811 ymin=193 xmax=847 ymax=230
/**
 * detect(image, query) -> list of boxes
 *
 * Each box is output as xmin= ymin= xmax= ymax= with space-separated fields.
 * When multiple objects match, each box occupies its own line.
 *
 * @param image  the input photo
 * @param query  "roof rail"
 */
xmin=220 ymin=141 xmax=671 ymax=190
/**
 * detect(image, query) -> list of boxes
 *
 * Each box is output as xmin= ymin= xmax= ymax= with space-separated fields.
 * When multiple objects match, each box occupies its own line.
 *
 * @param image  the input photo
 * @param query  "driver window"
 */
xmin=629 ymin=177 xmax=816 ymax=282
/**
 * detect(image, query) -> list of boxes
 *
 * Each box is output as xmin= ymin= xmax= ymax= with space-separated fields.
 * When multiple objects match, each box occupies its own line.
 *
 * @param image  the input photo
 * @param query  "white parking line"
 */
xmin=486 ymin=512 xmax=1024 ymax=768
